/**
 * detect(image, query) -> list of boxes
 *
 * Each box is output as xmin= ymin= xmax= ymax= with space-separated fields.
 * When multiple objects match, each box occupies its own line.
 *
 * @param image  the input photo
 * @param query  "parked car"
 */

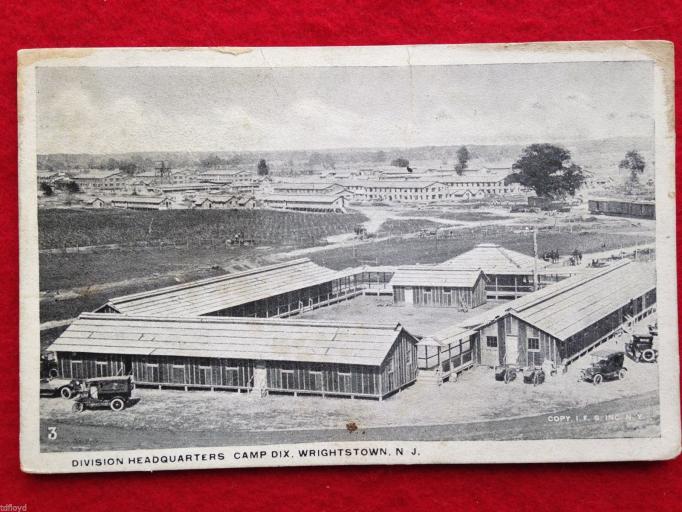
xmin=72 ymin=376 xmax=135 ymax=412
xmin=494 ymin=365 xmax=518 ymax=384
xmin=40 ymin=376 xmax=82 ymax=399
xmin=523 ymin=367 xmax=546 ymax=386
xmin=625 ymin=332 xmax=658 ymax=363
xmin=578 ymin=350 xmax=627 ymax=385
xmin=648 ymin=321 xmax=658 ymax=336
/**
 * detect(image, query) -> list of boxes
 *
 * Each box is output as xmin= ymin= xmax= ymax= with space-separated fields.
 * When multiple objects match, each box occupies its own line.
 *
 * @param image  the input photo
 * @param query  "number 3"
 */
xmin=47 ymin=427 xmax=57 ymax=440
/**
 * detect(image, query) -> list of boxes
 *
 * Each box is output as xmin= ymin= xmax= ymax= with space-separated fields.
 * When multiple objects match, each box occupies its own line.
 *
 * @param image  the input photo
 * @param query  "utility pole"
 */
xmin=533 ymin=226 xmax=539 ymax=291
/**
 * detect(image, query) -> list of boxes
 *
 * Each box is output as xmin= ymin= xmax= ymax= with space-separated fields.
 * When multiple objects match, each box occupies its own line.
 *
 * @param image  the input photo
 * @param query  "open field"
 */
xmin=377 ymin=218 xmax=448 ymax=234
xmin=309 ymin=228 xmax=654 ymax=270
xmin=40 ymin=321 xmax=659 ymax=452
xmin=297 ymin=295 xmax=503 ymax=338
xmin=38 ymin=208 xmax=367 ymax=250
xmin=39 ymin=246 xmax=260 ymax=292
xmin=397 ymin=208 xmax=510 ymax=222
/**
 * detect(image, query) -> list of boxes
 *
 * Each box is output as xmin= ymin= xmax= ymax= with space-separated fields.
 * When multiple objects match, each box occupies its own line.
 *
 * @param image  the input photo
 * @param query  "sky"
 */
xmin=36 ymin=61 xmax=654 ymax=154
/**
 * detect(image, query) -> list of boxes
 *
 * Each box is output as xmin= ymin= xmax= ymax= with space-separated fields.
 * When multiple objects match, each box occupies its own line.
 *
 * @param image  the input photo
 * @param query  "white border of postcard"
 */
xmin=19 ymin=42 xmax=679 ymax=473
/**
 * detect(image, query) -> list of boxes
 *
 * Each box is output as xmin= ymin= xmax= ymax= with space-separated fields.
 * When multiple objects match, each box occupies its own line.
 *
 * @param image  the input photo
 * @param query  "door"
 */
xmin=253 ymin=364 xmax=268 ymax=395
xmin=504 ymin=316 xmax=519 ymax=365
xmin=404 ymin=287 xmax=414 ymax=305
xmin=481 ymin=332 xmax=499 ymax=367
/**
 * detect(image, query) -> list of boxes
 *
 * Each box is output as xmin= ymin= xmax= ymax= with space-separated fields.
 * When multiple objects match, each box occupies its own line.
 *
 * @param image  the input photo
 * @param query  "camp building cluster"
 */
xmin=48 ymin=244 xmax=657 ymax=400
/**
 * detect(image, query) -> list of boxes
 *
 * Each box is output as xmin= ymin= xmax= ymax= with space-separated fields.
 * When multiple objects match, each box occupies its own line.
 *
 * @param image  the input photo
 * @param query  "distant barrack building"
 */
xmin=261 ymin=193 xmax=347 ymax=213
xmin=71 ymin=169 xmax=126 ymax=193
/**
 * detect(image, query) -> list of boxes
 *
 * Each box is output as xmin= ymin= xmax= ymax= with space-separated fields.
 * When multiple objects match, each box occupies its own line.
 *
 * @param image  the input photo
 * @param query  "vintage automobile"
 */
xmin=648 ymin=321 xmax=658 ymax=337
xmin=39 ymin=376 xmax=81 ymax=398
xmin=522 ymin=367 xmax=546 ymax=386
xmin=578 ymin=350 xmax=627 ymax=385
xmin=625 ymin=332 xmax=658 ymax=363
xmin=494 ymin=365 xmax=518 ymax=384
xmin=72 ymin=376 xmax=135 ymax=412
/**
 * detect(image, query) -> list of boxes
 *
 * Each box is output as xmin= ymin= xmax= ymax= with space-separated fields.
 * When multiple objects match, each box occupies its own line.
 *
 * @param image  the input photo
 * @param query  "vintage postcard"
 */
xmin=19 ymin=42 xmax=679 ymax=473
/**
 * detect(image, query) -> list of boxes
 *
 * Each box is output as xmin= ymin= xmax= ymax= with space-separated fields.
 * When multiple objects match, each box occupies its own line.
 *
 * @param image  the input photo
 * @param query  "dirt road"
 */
xmin=41 ymin=391 xmax=659 ymax=452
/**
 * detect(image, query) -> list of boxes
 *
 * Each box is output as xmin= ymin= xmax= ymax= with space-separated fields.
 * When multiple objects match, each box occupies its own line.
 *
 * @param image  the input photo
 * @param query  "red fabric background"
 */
xmin=1 ymin=1 xmax=680 ymax=510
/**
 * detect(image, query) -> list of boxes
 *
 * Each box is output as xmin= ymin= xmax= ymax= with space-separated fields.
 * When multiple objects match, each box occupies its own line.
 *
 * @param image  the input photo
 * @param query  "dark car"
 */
xmin=39 ymin=376 xmax=82 ymax=399
xmin=72 ymin=376 xmax=135 ymax=412
xmin=579 ymin=350 xmax=627 ymax=385
xmin=494 ymin=365 xmax=518 ymax=384
xmin=523 ymin=367 xmax=546 ymax=386
xmin=625 ymin=332 xmax=658 ymax=363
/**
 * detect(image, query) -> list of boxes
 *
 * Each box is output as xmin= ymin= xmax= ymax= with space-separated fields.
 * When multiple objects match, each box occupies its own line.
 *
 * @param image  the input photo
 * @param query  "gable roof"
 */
xmin=439 ymin=243 xmax=547 ymax=274
xmin=101 ymin=258 xmax=342 ymax=317
xmin=196 ymin=195 xmax=235 ymax=204
xmin=263 ymin=194 xmax=344 ymax=204
xmin=109 ymin=196 xmax=169 ymax=204
xmin=453 ymin=261 xmax=655 ymax=342
xmin=73 ymin=169 xmax=123 ymax=179
xmin=390 ymin=267 xmax=485 ymax=288
xmin=47 ymin=313 xmax=413 ymax=366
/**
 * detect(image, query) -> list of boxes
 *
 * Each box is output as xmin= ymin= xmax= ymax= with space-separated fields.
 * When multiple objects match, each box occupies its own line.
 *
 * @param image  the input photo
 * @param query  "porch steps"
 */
xmin=415 ymin=369 xmax=442 ymax=386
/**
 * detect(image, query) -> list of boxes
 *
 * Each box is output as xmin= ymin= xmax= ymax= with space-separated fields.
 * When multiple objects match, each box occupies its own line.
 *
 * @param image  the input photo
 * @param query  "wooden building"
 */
xmin=47 ymin=314 xmax=419 ymax=399
xmin=83 ymin=196 xmax=106 ymax=208
xmin=194 ymin=195 xmax=237 ymax=209
xmin=588 ymin=198 xmax=656 ymax=219
xmin=417 ymin=326 xmax=477 ymax=383
xmin=390 ymin=267 xmax=487 ymax=309
xmin=109 ymin=195 xmax=172 ymax=210
xmin=72 ymin=169 xmax=126 ymax=193
xmin=262 ymin=193 xmax=347 ymax=213
xmin=439 ymin=243 xmax=574 ymax=299
xmin=457 ymin=261 xmax=656 ymax=370
xmin=96 ymin=259 xmax=366 ymax=319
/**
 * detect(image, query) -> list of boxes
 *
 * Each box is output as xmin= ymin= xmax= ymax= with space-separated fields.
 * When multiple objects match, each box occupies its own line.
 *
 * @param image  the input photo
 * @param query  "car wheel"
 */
xmin=641 ymin=349 xmax=656 ymax=363
xmin=618 ymin=369 xmax=627 ymax=380
xmin=110 ymin=398 xmax=125 ymax=412
xmin=593 ymin=374 xmax=603 ymax=385
xmin=60 ymin=386 xmax=72 ymax=399
xmin=48 ymin=368 xmax=59 ymax=378
xmin=72 ymin=402 xmax=84 ymax=413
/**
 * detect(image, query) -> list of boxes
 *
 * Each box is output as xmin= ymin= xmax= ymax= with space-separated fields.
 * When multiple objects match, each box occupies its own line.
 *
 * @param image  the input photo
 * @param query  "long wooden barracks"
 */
xmin=424 ymin=260 xmax=656 ymax=377
xmin=97 ymin=259 xmax=368 ymax=318
xmin=48 ymin=315 xmax=419 ymax=399
xmin=47 ymin=253 xmax=657 ymax=398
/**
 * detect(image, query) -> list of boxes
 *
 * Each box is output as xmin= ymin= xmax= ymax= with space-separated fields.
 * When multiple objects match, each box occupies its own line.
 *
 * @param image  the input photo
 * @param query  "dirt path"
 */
xmin=41 ymin=391 xmax=659 ymax=452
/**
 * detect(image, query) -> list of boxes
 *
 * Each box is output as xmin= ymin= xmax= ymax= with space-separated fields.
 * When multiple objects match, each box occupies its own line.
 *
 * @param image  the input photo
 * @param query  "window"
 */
xmin=281 ymin=369 xmax=295 ymax=389
xmin=338 ymin=370 xmax=352 ymax=392
xmin=71 ymin=360 xmax=84 ymax=379
xmin=309 ymin=371 xmax=323 ymax=391
xmin=527 ymin=337 xmax=540 ymax=352
xmin=95 ymin=361 xmax=109 ymax=377
xmin=486 ymin=336 xmax=498 ymax=348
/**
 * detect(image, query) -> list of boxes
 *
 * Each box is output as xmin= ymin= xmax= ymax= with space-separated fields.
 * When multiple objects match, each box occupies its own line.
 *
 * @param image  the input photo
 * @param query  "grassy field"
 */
xmin=38 ymin=208 xmax=367 ymax=249
xmin=397 ymin=209 xmax=510 ymax=222
xmin=377 ymin=218 xmax=448 ymax=234
xmin=39 ymin=246 xmax=256 ymax=291
xmin=309 ymin=228 xmax=654 ymax=270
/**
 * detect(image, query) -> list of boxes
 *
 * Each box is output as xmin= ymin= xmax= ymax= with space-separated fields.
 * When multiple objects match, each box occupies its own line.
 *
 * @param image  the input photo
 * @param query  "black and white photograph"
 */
xmin=18 ymin=43 xmax=679 ymax=473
